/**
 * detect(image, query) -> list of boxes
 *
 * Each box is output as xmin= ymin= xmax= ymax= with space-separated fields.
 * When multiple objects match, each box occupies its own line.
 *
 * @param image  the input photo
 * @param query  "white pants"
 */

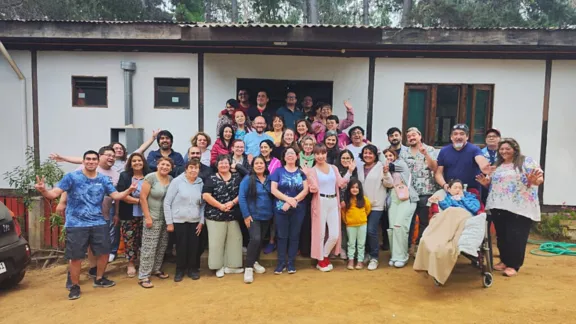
xmin=320 ymin=197 xmax=340 ymax=258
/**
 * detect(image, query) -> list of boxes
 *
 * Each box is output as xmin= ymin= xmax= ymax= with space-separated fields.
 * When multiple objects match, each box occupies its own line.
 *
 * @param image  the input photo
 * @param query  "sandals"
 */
xmin=503 ymin=268 xmax=518 ymax=277
xmin=127 ymin=266 xmax=137 ymax=278
xmin=152 ymin=271 xmax=169 ymax=279
xmin=494 ymin=262 xmax=506 ymax=271
xmin=138 ymin=279 xmax=154 ymax=289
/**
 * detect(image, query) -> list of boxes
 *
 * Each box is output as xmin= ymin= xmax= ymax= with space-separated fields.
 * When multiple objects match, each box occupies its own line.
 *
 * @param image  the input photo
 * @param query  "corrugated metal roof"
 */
xmin=1 ymin=19 xmax=575 ymax=30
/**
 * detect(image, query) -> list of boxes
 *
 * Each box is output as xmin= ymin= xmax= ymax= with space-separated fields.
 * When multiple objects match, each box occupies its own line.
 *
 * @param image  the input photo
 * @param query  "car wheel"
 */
xmin=0 ymin=270 xmax=26 ymax=289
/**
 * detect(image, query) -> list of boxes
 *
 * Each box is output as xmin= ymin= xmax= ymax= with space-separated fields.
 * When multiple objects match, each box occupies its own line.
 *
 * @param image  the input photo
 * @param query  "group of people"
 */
xmin=35 ymin=89 xmax=544 ymax=300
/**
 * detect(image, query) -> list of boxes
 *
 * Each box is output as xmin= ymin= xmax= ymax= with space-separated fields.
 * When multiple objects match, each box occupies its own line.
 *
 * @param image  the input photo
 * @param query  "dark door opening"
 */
xmin=237 ymin=79 xmax=333 ymax=115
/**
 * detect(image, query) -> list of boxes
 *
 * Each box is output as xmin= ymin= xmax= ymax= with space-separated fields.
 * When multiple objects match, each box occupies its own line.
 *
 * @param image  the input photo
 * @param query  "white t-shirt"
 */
xmin=347 ymin=143 xmax=366 ymax=166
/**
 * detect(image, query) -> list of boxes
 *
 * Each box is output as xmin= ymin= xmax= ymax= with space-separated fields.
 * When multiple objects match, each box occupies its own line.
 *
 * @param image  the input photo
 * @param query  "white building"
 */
xmin=0 ymin=21 xmax=573 ymax=206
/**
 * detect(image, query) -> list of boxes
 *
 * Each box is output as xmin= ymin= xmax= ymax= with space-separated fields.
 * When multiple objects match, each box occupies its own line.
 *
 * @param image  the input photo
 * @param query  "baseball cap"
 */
xmin=452 ymin=124 xmax=469 ymax=134
xmin=485 ymin=128 xmax=501 ymax=137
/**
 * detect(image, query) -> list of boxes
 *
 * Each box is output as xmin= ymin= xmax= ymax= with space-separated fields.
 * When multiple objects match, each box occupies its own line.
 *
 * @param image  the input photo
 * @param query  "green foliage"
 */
xmin=3 ymin=146 xmax=64 ymax=209
xmin=534 ymin=207 xmax=576 ymax=241
xmin=409 ymin=0 xmax=576 ymax=28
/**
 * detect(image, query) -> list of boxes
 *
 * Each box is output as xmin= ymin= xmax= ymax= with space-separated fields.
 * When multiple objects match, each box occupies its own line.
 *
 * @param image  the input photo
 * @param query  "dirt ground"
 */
xmin=1 ymin=244 xmax=575 ymax=324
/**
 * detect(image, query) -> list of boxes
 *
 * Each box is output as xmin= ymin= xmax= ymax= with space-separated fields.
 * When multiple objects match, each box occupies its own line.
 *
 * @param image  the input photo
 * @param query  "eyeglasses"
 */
xmin=285 ymin=152 xmax=297 ymax=156
xmin=103 ymin=153 xmax=115 ymax=158
xmin=351 ymin=131 xmax=363 ymax=135
xmin=486 ymin=135 xmax=499 ymax=139
xmin=238 ymin=92 xmax=248 ymax=96
xmin=287 ymin=96 xmax=296 ymax=99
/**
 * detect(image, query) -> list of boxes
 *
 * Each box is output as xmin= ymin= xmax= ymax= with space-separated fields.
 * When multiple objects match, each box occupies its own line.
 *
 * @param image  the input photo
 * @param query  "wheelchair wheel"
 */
xmin=482 ymin=272 xmax=493 ymax=288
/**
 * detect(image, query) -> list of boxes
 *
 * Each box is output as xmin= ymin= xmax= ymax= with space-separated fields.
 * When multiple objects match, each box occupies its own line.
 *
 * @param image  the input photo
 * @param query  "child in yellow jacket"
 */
xmin=342 ymin=179 xmax=371 ymax=270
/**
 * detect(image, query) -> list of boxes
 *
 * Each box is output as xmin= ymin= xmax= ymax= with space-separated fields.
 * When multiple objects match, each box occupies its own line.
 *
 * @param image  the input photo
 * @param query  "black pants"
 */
xmin=246 ymin=220 xmax=271 ymax=267
xmin=174 ymin=222 xmax=202 ymax=272
xmin=409 ymin=195 xmax=431 ymax=246
xmin=491 ymin=209 xmax=533 ymax=271
xmin=236 ymin=214 xmax=250 ymax=248
xmin=299 ymin=197 xmax=312 ymax=257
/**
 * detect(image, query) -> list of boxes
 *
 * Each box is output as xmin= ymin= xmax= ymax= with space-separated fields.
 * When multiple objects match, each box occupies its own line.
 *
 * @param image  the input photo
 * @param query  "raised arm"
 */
xmin=49 ymin=153 xmax=82 ymax=165
xmin=134 ymin=129 xmax=160 ymax=155
xmin=34 ymin=176 xmax=64 ymax=200
xmin=339 ymin=100 xmax=355 ymax=130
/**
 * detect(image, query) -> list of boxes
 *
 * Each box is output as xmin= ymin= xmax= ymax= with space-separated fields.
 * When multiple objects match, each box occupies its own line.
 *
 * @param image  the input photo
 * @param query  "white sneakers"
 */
xmin=216 ymin=267 xmax=244 ymax=278
xmin=253 ymin=262 xmax=266 ymax=274
xmin=224 ymin=267 xmax=244 ymax=274
xmin=244 ymin=268 xmax=254 ymax=284
xmin=367 ymin=259 xmax=379 ymax=271
xmin=388 ymin=260 xmax=407 ymax=268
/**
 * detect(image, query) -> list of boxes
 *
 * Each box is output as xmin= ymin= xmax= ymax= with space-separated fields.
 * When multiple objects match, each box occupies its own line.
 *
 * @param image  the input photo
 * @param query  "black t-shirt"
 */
xmin=202 ymin=173 xmax=241 ymax=222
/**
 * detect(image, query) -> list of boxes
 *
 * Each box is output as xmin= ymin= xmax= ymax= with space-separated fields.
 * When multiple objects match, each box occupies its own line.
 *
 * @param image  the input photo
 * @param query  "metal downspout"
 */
xmin=121 ymin=61 xmax=136 ymax=126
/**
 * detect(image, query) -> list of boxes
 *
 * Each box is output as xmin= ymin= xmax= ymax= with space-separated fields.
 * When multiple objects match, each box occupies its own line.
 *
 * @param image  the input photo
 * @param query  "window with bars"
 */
xmin=403 ymin=84 xmax=494 ymax=146
xmin=72 ymin=76 xmax=108 ymax=107
xmin=154 ymin=78 xmax=190 ymax=109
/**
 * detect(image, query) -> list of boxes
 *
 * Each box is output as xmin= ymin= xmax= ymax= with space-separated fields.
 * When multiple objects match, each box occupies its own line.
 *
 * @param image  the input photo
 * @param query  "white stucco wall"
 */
xmin=0 ymin=50 xmax=33 ymax=188
xmin=372 ymin=58 xmax=546 ymax=161
xmin=204 ymin=54 xmax=370 ymax=140
xmin=36 ymin=51 xmax=198 ymax=174
xmin=544 ymin=61 xmax=576 ymax=205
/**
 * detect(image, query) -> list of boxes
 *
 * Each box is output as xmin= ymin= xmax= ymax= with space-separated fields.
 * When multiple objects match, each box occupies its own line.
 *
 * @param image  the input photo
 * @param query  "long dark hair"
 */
xmin=248 ymin=155 xmax=269 ymax=200
xmin=336 ymin=149 xmax=354 ymax=176
xmin=219 ymin=124 xmax=234 ymax=151
xmin=323 ymin=132 xmax=340 ymax=164
xmin=494 ymin=138 xmax=525 ymax=173
xmin=124 ymin=152 xmax=151 ymax=176
xmin=345 ymin=179 xmax=365 ymax=210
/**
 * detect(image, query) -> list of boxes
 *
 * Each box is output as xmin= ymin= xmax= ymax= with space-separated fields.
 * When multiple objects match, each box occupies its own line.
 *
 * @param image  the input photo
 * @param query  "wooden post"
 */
xmin=27 ymin=197 xmax=44 ymax=250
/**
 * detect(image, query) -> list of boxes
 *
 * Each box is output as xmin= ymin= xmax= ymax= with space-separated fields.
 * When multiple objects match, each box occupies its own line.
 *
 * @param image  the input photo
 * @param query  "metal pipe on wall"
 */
xmin=121 ymin=61 xmax=136 ymax=126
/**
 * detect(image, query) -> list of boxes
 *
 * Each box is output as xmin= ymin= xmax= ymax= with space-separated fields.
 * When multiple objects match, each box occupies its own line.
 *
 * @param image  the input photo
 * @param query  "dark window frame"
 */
xmin=72 ymin=76 xmax=108 ymax=108
xmin=154 ymin=78 xmax=191 ymax=109
xmin=402 ymin=83 xmax=494 ymax=146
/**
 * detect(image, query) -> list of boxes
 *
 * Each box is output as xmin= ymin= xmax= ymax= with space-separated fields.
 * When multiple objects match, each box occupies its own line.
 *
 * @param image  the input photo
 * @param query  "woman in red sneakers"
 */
xmin=307 ymin=143 xmax=354 ymax=272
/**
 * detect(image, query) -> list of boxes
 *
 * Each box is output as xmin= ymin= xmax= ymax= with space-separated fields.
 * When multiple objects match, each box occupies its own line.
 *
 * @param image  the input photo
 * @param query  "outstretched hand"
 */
xmin=344 ymin=100 xmax=353 ymax=112
xmin=526 ymin=169 xmax=544 ymax=186
xmin=34 ymin=176 xmax=46 ymax=192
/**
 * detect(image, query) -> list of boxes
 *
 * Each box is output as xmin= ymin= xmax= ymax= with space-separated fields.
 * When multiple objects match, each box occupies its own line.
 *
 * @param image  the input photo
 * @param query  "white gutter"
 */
xmin=0 ymin=41 xmax=30 ymax=160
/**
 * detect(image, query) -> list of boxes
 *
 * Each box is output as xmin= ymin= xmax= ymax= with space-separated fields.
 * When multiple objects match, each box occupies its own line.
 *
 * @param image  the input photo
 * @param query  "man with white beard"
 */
xmin=435 ymin=124 xmax=491 ymax=193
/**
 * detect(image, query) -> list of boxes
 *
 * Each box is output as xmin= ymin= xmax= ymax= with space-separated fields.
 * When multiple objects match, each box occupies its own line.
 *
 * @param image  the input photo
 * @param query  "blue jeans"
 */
xmin=275 ymin=207 xmax=305 ymax=264
xmin=367 ymin=210 xmax=384 ymax=259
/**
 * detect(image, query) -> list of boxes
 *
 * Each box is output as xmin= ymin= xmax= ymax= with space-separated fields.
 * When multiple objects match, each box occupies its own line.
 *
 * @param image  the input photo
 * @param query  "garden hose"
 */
xmin=527 ymin=239 xmax=576 ymax=256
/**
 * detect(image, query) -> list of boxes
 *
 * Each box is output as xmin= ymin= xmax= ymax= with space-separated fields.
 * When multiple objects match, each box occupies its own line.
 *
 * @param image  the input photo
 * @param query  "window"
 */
xmin=72 ymin=76 xmax=107 ymax=107
xmin=403 ymin=84 xmax=494 ymax=146
xmin=236 ymin=79 xmax=334 ymax=113
xmin=154 ymin=78 xmax=190 ymax=109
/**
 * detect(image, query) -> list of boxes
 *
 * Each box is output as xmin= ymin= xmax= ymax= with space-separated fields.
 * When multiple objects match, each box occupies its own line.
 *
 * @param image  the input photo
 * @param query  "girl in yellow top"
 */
xmin=342 ymin=179 xmax=371 ymax=270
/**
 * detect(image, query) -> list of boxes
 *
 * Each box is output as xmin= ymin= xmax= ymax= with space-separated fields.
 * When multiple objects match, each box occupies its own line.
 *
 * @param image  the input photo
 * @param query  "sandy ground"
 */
xmin=1 ymin=244 xmax=575 ymax=324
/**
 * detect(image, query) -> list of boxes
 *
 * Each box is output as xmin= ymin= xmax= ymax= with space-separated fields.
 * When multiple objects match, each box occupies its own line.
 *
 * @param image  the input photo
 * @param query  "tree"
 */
xmin=408 ymin=0 xmax=576 ymax=28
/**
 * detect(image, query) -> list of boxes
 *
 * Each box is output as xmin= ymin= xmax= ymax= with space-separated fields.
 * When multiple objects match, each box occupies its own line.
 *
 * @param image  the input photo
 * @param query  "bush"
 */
xmin=533 ymin=205 xmax=576 ymax=241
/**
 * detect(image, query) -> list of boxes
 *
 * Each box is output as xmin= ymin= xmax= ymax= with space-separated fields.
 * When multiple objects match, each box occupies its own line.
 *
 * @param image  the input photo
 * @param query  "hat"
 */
xmin=452 ymin=124 xmax=469 ymax=134
xmin=485 ymin=128 xmax=501 ymax=137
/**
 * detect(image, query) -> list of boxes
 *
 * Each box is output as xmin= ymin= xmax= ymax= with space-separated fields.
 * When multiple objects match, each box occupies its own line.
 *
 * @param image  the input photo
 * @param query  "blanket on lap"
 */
xmin=413 ymin=207 xmax=472 ymax=285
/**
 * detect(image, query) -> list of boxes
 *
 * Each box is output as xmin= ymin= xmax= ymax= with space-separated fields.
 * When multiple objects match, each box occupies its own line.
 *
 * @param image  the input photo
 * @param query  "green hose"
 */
xmin=528 ymin=239 xmax=576 ymax=256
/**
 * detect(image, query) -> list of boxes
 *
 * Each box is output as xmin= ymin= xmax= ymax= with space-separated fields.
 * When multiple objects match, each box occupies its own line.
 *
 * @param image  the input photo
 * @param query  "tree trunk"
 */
xmin=231 ymin=0 xmax=238 ymax=22
xmin=302 ymin=0 xmax=308 ymax=23
xmin=308 ymin=0 xmax=318 ymax=24
xmin=363 ymin=0 xmax=369 ymax=25
xmin=205 ymin=0 xmax=212 ymax=22
xmin=401 ymin=0 xmax=412 ymax=27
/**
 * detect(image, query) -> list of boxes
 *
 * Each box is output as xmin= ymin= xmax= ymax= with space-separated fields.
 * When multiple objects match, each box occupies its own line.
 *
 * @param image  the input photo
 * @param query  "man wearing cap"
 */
xmin=435 ymin=124 xmax=491 ymax=193
xmin=399 ymin=127 xmax=438 ymax=245
xmin=482 ymin=128 xmax=501 ymax=165
xmin=479 ymin=128 xmax=501 ymax=203
xmin=146 ymin=130 xmax=185 ymax=171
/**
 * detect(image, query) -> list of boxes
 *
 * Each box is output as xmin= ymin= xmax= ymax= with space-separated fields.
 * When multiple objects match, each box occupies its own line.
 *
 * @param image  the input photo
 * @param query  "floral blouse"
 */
xmin=399 ymin=144 xmax=439 ymax=196
xmin=486 ymin=157 xmax=541 ymax=222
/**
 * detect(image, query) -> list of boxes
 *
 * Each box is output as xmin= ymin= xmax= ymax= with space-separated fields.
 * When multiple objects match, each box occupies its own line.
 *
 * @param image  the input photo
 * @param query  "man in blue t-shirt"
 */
xmin=435 ymin=124 xmax=491 ymax=192
xmin=244 ymin=116 xmax=274 ymax=160
xmin=35 ymin=150 xmax=137 ymax=300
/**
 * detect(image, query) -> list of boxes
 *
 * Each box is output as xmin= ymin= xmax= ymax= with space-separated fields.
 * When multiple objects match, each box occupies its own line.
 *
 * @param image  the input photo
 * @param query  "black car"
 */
xmin=0 ymin=202 xmax=31 ymax=289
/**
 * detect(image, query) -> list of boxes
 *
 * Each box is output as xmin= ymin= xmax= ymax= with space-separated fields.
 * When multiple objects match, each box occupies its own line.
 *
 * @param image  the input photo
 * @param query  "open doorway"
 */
xmin=236 ymin=78 xmax=334 ymax=115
